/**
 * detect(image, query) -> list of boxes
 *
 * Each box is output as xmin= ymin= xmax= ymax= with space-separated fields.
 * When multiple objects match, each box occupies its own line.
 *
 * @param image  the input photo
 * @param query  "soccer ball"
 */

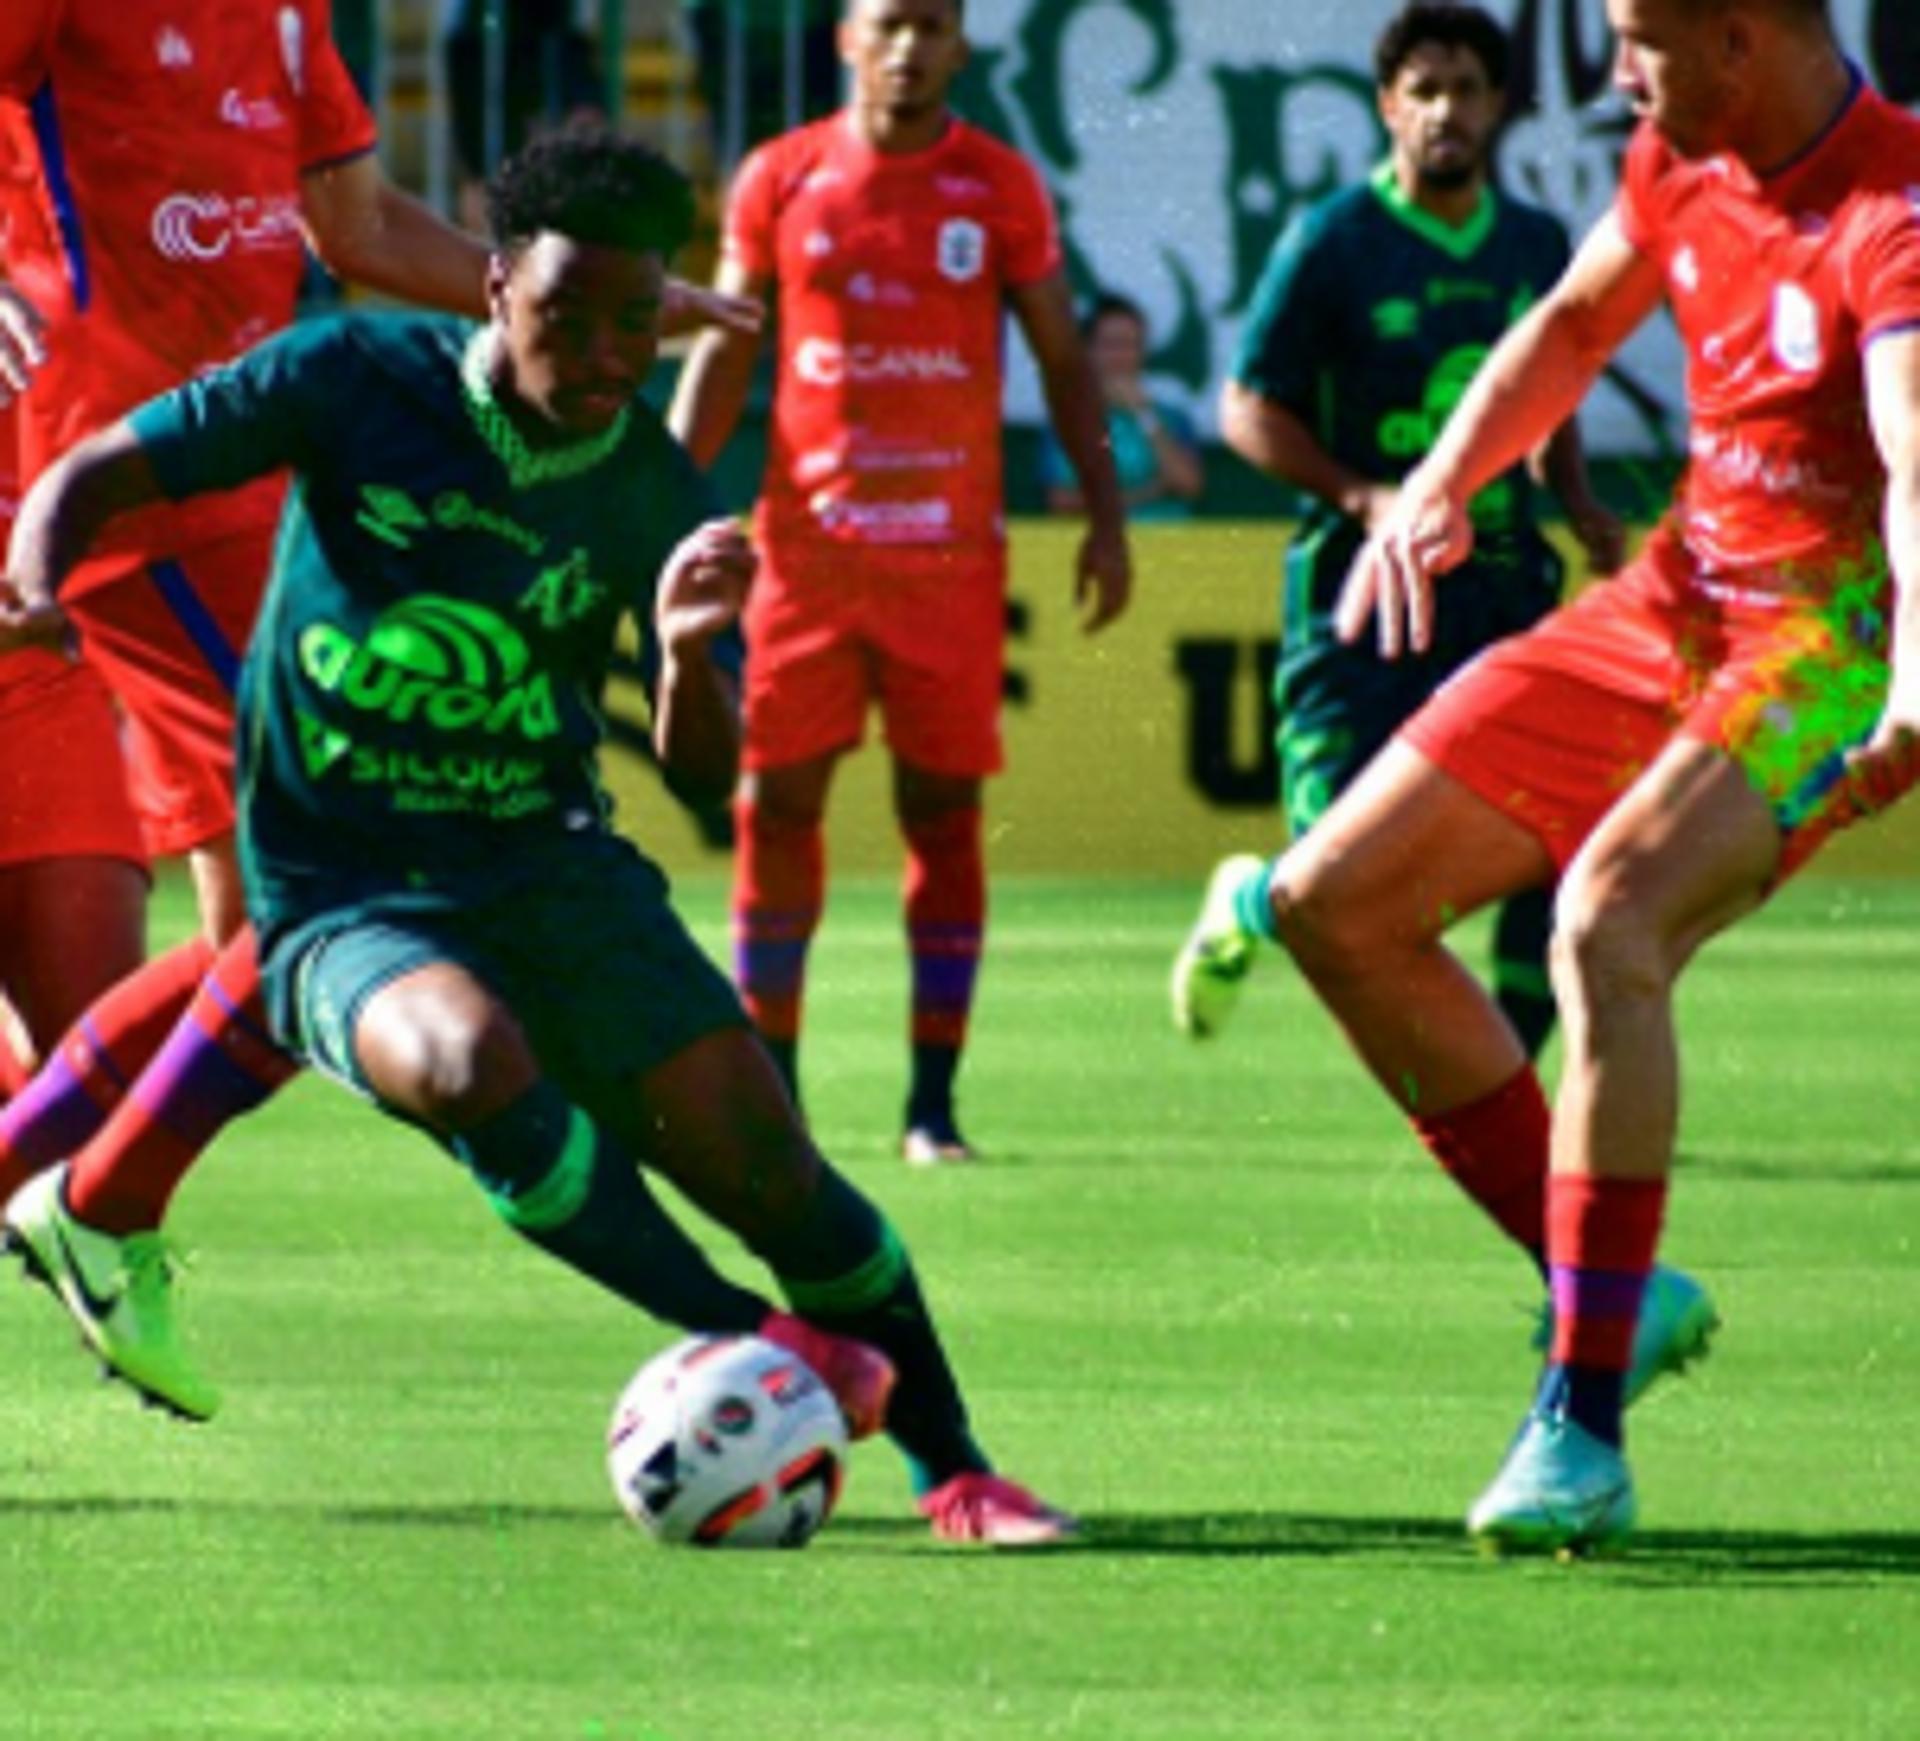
xmin=607 ymin=1334 xmax=849 ymax=1548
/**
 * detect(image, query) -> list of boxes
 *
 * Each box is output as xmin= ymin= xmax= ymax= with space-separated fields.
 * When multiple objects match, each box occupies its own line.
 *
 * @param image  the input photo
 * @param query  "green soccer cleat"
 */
xmin=2 ymin=1165 xmax=221 ymax=1422
xmin=1467 ymin=1410 xmax=1636 ymax=1556
xmin=1170 ymin=853 xmax=1269 ymax=1039
xmin=1533 ymin=1263 xmax=1720 ymax=1408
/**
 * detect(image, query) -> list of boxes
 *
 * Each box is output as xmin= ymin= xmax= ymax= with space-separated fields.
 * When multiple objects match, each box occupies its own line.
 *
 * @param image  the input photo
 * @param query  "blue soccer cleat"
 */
xmin=1467 ymin=1410 xmax=1636 ymax=1555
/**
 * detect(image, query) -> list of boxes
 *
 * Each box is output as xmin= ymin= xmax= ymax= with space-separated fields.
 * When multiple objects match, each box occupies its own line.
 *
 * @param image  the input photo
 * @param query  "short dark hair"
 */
xmin=843 ymin=0 xmax=966 ymax=20
xmin=486 ymin=122 xmax=695 ymax=259
xmin=1081 ymin=291 xmax=1147 ymax=339
xmin=1374 ymin=2 xmax=1509 ymax=90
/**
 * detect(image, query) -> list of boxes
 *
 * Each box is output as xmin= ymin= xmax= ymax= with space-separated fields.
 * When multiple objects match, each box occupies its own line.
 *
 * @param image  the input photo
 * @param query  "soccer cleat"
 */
xmin=1170 ymin=853 xmax=1268 ymax=1039
xmin=1533 ymin=1263 xmax=1720 ymax=1408
xmin=758 ymin=1310 xmax=896 ymax=1440
xmin=919 ymin=1472 xmax=1080 ymax=1547
xmin=902 ymin=1111 xmax=977 ymax=1167
xmin=1467 ymin=1410 xmax=1636 ymax=1555
xmin=2 ymin=1165 xmax=221 ymax=1422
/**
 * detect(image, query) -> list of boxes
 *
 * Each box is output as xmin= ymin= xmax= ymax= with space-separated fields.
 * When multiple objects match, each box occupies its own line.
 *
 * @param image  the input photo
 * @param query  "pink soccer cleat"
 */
xmin=918 ymin=1472 xmax=1079 ymax=1547
xmin=758 ymin=1311 xmax=896 ymax=1441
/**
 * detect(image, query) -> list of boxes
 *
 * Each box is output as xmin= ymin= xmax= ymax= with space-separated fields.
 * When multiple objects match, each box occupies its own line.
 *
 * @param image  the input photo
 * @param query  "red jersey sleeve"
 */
xmin=994 ymin=150 xmax=1061 ymax=288
xmin=298 ymin=0 xmax=378 ymax=171
xmin=1845 ymin=190 xmax=1920 ymax=344
xmin=0 ymin=0 xmax=61 ymax=99
xmin=1613 ymin=124 xmax=1666 ymax=259
xmin=722 ymin=139 xmax=786 ymax=279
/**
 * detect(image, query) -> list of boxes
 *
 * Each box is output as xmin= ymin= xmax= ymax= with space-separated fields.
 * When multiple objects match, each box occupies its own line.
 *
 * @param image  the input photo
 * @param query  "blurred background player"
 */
xmin=4 ymin=126 xmax=1075 ymax=1545
xmin=670 ymin=0 xmax=1131 ymax=1163
xmin=1039 ymin=291 xmax=1203 ymax=523
xmin=1245 ymin=0 xmax=1920 ymax=1551
xmin=1172 ymin=0 xmax=1623 ymax=1061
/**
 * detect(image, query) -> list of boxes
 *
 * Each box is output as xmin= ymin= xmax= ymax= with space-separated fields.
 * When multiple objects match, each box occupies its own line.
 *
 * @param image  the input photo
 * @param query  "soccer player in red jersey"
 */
xmin=670 ymin=0 xmax=1131 ymax=1163
xmin=1233 ymin=0 xmax=1920 ymax=1552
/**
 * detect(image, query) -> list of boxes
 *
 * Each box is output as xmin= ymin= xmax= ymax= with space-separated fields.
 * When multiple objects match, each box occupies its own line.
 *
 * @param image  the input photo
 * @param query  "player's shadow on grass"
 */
xmin=835 ymin=1511 xmax=1920 ymax=1580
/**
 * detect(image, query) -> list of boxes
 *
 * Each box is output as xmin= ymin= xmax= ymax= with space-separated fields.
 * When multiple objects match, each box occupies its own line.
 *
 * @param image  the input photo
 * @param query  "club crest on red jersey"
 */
xmin=937 ymin=218 xmax=986 ymax=283
xmin=1769 ymin=281 xmax=1822 ymax=376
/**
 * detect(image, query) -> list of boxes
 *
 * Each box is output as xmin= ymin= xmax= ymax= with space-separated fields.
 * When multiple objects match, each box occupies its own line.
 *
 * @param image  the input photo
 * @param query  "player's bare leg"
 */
xmin=186 ymin=831 xmax=249 ymax=945
xmin=892 ymin=758 xmax=985 ymax=1163
xmin=0 ymin=856 xmax=147 ymax=1063
xmin=1470 ymin=740 xmax=1762 ymax=1552
xmin=1267 ymin=741 xmax=1554 ymax=1115
xmin=733 ymin=753 xmax=838 ymax=1110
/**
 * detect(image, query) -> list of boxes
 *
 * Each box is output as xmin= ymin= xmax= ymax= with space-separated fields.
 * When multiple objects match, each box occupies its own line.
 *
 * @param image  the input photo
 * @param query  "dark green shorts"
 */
xmin=260 ymin=832 xmax=746 ymax=1105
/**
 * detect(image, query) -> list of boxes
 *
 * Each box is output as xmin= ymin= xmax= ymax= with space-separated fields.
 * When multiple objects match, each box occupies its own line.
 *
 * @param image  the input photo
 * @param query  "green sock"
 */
xmin=1231 ymin=854 xmax=1283 ymax=944
xmin=759 ymin=1164 xmax=987 ymax=1492
xmin=451 ymin=1081 xmax=768 ymax=1333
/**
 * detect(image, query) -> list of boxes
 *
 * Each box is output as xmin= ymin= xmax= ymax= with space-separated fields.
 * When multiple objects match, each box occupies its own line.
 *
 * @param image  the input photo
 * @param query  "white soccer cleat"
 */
xmin=1170 ymin=853 xmax=1269 ymax=1039
xmin=1468 ymin=1410 xmax=1635 ymax=1556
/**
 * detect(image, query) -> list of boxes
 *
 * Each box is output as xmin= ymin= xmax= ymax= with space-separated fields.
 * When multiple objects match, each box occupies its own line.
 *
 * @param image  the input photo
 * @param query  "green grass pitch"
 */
xmin=2 ymin=871 xmax=1917 ymax=1738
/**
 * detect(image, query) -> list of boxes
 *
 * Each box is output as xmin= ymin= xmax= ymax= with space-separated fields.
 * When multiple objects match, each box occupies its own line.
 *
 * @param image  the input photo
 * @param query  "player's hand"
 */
xmin=659 ymin=278 xmax=765 ymax=341
xmin=655 ymin=518 xmax=756 ymax=654
xmin=1843 ymin=684 xmax=1920 ymax=816
xmin=1335 ymin=478 xmax=1475 ymax=659
xmin=1076 ymin=516 xmax=1132 ymax=633
xmin=0 ymin=283 xmax=49 ymax=408
xmin=1566 ymin=496 xmax=1628 ymax=578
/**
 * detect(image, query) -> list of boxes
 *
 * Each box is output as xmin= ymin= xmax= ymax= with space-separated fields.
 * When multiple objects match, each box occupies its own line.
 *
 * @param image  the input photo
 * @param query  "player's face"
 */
xmin=490 ymin=232 xmax=664 ymax=438
xmin=1379 ymin=42 xmax=1504 ymax=195
xmin=1608 ymin=0 xmax=1741 ymax=158
xmin=1088 ymin=309 xmax=1147 ymax=385
xmin=840 ymin=0 xmax=968 ymax=121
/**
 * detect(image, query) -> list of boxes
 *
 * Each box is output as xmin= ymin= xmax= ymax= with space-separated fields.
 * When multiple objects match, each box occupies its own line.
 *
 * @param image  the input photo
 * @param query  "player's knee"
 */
xmin=1551 ymin=880 xmax=1668 ymax=1015
xmin=1268 ymin=848 xmax=1374 ymax=982
xmin=361 ymin=994 xmax=535 ymax=1130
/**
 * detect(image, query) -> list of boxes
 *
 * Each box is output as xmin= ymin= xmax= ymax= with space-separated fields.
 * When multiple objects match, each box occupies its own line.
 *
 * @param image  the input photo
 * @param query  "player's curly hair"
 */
xmin=1374 ymin=2 xmax=1509 ymax=91
xmin=486 ymin=121 xmax=695 ymax=259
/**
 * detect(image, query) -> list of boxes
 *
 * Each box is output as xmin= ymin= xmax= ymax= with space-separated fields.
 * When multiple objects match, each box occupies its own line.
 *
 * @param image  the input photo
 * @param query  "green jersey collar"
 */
xmin=1368 ymin=161 xmax=1495 ymax=261
xmin=460 ymin=328 xmax=631 ymax=490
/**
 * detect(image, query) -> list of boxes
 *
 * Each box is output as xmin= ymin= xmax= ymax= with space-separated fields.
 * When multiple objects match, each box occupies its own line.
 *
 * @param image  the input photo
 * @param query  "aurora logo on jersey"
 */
xmin=1376 ymin=343 xmax=1492 ymax=459
xmin=297 ymin=597 xmax=562 ymax=743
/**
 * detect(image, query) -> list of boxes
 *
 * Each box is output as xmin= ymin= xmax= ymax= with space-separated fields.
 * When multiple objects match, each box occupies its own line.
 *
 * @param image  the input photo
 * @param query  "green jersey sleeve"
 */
xmin=126 ymin=317 xmax=351 ymax=502
xmin=1231 ymin=202 xmax=1339 ymax=413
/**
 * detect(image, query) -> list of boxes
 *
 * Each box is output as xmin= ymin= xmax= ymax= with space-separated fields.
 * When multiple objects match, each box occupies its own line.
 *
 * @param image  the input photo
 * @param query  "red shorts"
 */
xmin=742 ymin=546 xmax=1008 ymax=777
xmin=1403 ymin=550 xmax=1898 ymax=884
xmin=0 ymin=650 xmax=145 ymax=870
xmin=64 ymin=531 xmax=268 ymax=858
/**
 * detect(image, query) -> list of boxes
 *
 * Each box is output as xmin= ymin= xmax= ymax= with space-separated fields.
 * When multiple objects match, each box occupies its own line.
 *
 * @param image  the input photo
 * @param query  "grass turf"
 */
xmin=1 ymin=872 xmax=1916 ymax=1738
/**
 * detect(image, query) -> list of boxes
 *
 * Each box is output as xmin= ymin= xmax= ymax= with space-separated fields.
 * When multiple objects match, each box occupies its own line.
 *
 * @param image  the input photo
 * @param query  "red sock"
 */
xmin=0 ymin=1023 xmax=30 ymax=1100
xmin=1410 ymin=1066 xmax=1550 ymax=1259
xmin=902 ymin=808 xmax=985 ymax=1050
xmin=67 ymin=929 xmax=300 ymax=1233
xmin=0 ymin=935 xmax=216 ymax=1204
xmin=731 ymin=797 xmax=824 ymax=1045
xmin=1546 ymin=1173 xmax=1668 ymax=1371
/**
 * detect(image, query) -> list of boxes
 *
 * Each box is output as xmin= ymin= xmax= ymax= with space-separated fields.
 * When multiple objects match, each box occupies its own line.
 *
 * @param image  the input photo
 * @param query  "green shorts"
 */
xmin=260 ymin=831 xmax=747 ymax=1107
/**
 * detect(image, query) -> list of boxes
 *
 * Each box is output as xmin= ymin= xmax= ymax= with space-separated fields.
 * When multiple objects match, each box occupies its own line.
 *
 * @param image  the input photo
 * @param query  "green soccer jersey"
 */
xmin=127 ymin=311 xmax=724 ymax=937
xmin=1234 ymin=163 xmax=1572 ymax=594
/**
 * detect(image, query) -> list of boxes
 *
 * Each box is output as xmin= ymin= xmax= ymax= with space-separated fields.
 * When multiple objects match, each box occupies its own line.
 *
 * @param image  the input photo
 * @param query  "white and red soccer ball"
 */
xmin=608 ymin=1334 xmax=848 ymax=1548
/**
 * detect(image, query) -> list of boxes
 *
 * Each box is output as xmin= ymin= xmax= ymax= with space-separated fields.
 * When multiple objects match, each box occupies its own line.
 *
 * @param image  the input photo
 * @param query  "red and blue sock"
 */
xmin=65 ymin=928 xmax=300 ymax=1234
xmin=0 ymin=935 xmax=216 ymax=1206
xmin=731 ymin=797 xmax=824 ymax=1102
xmin=1535 ymin=1171 xmax=1668 ymax=1447
xmin=902 ymin=807 xmax=983 ymax=1127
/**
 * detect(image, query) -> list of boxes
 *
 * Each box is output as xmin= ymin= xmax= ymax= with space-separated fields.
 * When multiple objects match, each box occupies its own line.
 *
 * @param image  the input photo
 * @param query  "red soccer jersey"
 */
xmin=723 ymin=112 xmax=1062 ymax=563
xmin=1617 ymin=80 xmax=1920 ymax=595
xmin=0 ymin=0 xmax=375 ymax=568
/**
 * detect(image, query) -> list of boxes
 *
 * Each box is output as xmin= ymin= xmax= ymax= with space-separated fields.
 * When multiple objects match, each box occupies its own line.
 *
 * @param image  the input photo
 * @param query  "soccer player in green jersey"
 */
xmin=1172 ymin=1 xmax=1623 ymax=1058
xmin=0 ymin=126 xmax=1073 ymax=1546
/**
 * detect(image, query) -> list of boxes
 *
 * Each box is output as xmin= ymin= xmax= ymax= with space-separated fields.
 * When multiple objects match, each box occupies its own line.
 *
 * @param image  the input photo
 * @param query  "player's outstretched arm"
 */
xmin=1337 ymin=213 xmax=1664 ymax=657
xmin=301 ymin=154 xmax=490 ymax=316
xmin=651 ymin=518 xmax=757 ymax=801
xmin=668 ymin=259 xmax=770 ymax=469
xmin=1010 ymin=272 xmax=1132 ymax=632
xmin=1847 ymin=328 xmax=1920 ymax=809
